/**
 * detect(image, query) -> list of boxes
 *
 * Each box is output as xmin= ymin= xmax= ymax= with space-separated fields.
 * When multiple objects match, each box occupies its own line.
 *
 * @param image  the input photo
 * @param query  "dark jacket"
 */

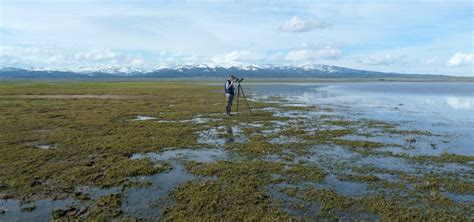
xmin=224 ymin=80 xmax=235 ymax=94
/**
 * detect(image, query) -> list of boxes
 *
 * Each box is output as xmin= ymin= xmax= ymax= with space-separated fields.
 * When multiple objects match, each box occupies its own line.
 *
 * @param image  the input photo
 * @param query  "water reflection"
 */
xmin=225 ymin=125 xmax=235 ymax=144
xmin=249 ymin=82 xmax=474 ymax=156
xmin=446 ymin=97 xmax=472 ymax=110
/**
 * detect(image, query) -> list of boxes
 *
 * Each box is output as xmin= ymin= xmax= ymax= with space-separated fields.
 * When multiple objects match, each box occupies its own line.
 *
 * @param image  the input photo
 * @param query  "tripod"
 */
xmin=236 ymin=82 xmax=252 ymax=115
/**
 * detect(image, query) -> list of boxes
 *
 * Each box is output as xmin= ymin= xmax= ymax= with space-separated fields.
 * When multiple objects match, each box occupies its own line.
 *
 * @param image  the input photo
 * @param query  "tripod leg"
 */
xmin=239 ymin=86 xmax=253 ymax=115
xmin=236 ymin=85 xmax=240 ymax=115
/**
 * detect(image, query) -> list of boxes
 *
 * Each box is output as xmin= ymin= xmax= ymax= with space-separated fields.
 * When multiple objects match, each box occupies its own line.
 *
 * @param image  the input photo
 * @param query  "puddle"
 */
xmin=443 ymin=192 xmax=474 ymax=203
xmin=254 ymin=107 xmax=279 ymax=112
xmin=267 ymin=183 xmax=320 ymax=220
xmin=122 ymin=163 xmax=196 ymax=219
xmin=296 ymin=145 xmax=361 ymax=173
xmin=125 ymin=147 xmax=229 ymax=219
xmin=197 ymin=128 xmax=227 ymax=146
xmin=36 ymin=144 xmax=54 ymax=149
xmin=261 ymin=128 xmax=282 ymax=135
xmin=271 ymin=120 xmax=290 ymax=127
xmin=319 ymin=174 xmax=372 ymax=197
xmin=180 ymin=115 xmax=221 ymax=124
xmin=131 ymin=148 xmax=229 ymax=164
xmin=345 ymin=133 xmax=456 ymax=157
xmin=156 ymin=120 xmax=176 ymax=123
xmin=0 ymin=199 xmax=82 ymax=221
xmin=263 ymin=154 xmax=287 ymax=163
xmin=133 ymin=116 xmax=158 ymax=121
xmin=197 ymin=126 xmax=247 ymax=146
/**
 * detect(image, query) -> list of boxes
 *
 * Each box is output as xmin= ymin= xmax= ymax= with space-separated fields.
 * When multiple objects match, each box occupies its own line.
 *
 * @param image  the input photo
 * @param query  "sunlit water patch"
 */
xmin=36 ymin=144 xmax=54 ymax=149
xmin=197 ymin=126 xmax=248 ymax=146
xmin=133 ymin=116 xmax=158 ymax=121
xmin=247 ymin=82 xmax=474 ymax=156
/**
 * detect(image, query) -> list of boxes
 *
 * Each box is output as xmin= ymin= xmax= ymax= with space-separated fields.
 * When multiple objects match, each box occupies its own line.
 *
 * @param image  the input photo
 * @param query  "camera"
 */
xmin=233 ymin=77 xmax=244 ymax=83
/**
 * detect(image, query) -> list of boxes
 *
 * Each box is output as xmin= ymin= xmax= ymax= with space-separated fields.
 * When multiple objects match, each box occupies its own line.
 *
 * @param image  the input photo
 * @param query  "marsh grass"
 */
xmin=0 ymin=81 xmax=472 ymax=220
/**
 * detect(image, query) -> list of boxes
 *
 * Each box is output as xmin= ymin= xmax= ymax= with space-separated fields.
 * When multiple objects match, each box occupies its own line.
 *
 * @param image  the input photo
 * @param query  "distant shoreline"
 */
xmin=0 ymin=77 xmax=473 ymax=82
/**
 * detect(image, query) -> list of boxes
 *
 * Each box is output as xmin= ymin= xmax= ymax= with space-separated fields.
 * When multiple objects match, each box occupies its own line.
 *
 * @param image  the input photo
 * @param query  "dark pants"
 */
xmin=226 ymin=93 xmax=234 ymax=107
xmin=226 ymin=93 xmax=234 ymax=114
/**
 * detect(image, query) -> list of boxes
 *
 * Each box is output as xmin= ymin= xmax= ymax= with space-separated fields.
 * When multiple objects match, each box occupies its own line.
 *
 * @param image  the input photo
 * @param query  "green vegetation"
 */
xmin=413 ymin=153 xmax=474 ymax=164
xmin=0 ymin=82 xmax=221 ymax=199
xmin=92 ymin=193 xmax=123 ymax=217
xmin=0 ymin=81 xmax=472 ymax=220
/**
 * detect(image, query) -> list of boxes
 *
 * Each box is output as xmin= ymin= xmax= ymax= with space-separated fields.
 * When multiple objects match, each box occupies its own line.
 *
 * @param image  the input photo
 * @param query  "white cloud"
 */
xmin=285 ymin=47 xmax=341 ymax=61
xmin=447 ymin=53 xmax=473 ymax=67
xmin=359 ymin=54 xmax=405 ymax=65
xmin=0 ymin=45 xmax=67 ymax=67
xmin=446 ymin=97 xmax=472 ymax=110
xmin=280 ymin=16 xmax=328 ymax=33
xmin=0 ymin=45 xmax=151 ymax=69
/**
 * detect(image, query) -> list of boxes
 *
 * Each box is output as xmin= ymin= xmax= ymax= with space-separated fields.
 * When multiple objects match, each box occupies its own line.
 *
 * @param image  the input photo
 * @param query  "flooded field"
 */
xmin=246 ymin=82 xmax=474 ymax=156
xmin=0 ymin=81 xmax=473 ymax=220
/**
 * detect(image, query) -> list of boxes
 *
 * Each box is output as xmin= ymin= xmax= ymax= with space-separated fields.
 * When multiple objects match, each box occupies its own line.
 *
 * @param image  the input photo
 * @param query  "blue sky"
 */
xmin=0 ymin=0 xmax=472 ymax=76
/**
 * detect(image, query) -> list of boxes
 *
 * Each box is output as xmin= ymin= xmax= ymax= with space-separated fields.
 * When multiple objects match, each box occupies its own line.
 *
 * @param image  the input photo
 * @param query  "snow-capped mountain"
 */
xmin=69 ymin=66 xmax=150 ymax=76
xmin=0 ymin=64 xmax=444 ymax=78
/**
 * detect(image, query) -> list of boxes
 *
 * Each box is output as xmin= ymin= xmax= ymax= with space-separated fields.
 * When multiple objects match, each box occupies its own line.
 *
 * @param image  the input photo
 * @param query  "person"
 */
xmin=224 ymin=75 xmax=236 ymax=115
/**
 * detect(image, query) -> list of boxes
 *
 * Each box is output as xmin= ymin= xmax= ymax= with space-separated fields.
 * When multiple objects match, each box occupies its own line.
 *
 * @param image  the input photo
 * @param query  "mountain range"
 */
xmin=0 ymin=64 xmax=447 ymax=79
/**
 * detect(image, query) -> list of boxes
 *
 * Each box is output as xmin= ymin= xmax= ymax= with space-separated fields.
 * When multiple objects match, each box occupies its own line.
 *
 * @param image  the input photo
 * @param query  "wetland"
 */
xmin=0 ymin=81 xmax=473 ymax=221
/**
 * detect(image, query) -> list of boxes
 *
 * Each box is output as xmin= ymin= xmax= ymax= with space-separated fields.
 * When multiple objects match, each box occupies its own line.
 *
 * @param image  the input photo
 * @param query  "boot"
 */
xmin=226 ymin=106 xmax=233 ymax=116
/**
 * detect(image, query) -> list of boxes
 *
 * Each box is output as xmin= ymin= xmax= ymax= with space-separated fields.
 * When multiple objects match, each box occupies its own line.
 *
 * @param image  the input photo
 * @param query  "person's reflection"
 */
xmin=225 ymin=125 xmax=235 ymax=144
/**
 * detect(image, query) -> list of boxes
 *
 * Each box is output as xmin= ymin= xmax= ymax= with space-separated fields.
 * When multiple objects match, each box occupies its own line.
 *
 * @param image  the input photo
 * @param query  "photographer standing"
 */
xmin=224 ymin=75 xmax=236 ymax=115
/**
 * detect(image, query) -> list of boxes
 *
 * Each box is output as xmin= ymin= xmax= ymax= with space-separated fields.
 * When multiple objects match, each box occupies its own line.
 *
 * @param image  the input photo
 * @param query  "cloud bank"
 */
xmin=0 ymin=1 xmax=472 ymax=76
xmin=447 ymin=53 xmax=473 ymax=67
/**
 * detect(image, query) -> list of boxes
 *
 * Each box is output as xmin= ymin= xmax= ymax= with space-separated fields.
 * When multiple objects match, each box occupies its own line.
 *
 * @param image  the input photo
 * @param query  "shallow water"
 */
xmin=268 ymin=175 xmax=374 ymax=220
xmin=36 ymin=144 xmax=53 ymax=149
xmin=245 ymin=82 xmax=473 ymax=204
xmin=247 ymin=82 xmax=474 ymax=156
xmin=0 ymin=199 xmax=81 ymax=221
xmin=125 ymin=148 xmax=229 ymax=219
xmin=197 ymin=126 xmax=248 ymax=146
xmin=133 ymin=115 xmax=158 ymax=121
xmin=131 ymin=148 xmax=229 ymax=163
xmin=122 ymin=163 xmax=195 ymax=219
xmin=0 ymin=148 xmax=229 ymax=221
